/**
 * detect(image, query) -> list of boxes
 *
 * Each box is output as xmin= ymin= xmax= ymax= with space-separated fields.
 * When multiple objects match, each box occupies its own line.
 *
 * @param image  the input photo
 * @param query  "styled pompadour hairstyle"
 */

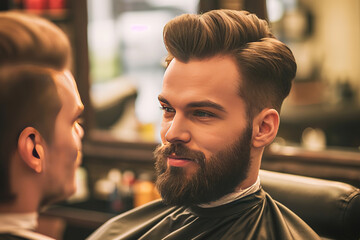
xmin=163 ymin=9 xmax=297 ymax=119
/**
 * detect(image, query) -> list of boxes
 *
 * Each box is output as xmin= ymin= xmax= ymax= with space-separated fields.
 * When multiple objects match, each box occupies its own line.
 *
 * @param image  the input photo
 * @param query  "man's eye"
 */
xmin=193 ymin=110 xmax=215 ymax=118
xmin=160 ymin=105 xmax=175 ymax=113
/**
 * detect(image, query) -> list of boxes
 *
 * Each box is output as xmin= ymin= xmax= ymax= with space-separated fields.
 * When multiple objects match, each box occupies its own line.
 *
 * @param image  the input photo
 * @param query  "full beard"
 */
xmin=154 ymin=126 xmax=253 ymax=207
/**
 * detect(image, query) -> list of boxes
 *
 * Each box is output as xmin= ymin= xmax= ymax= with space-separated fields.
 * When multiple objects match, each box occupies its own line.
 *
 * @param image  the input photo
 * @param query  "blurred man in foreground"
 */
xmin=0 ymin=11 xmax=84 ymax=240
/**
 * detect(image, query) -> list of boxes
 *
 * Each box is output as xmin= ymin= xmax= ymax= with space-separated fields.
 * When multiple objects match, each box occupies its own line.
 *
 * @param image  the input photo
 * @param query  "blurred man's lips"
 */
xmin=167 ymin=155 xmax=193 ymax=167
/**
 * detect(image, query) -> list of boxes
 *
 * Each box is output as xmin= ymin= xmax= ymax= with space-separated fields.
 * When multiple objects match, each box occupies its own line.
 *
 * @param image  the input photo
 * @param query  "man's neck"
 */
xmin=0 ymin=190 xmax=41 ymax=213
xmin=0 ymin=203 xmax=37 ymax=213
xmin=198 ymin=176 xmax=261 ymax=208
xmin=6 ymin=155 xmax=43 ymax=213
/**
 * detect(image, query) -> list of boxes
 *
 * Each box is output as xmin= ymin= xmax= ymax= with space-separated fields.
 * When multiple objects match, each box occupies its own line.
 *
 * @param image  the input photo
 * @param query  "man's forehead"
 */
xmin=54 ymin=70 xmax=75 ymax=91
xmin=54 ymin=71 xmax=82 ymax=101
xmin=164 ymin=56 xmax=240 ymax=86
xmin=161 ymin=56 xmax=243 ymax=108
xmin=53 ymin=70 xmax=83 ymax=115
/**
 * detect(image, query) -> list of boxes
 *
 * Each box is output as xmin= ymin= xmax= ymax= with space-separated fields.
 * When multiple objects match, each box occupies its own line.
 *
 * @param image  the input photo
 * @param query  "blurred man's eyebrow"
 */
xmin=158 ymin=95 xmax=170 ymax=105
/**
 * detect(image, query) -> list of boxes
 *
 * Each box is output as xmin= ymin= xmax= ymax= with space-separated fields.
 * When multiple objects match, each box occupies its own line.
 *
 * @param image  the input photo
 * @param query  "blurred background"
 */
xmin=87 ymin=0 xmax=360 ymax=150
xmin=1 ymin=0 xmax=359 ymax=239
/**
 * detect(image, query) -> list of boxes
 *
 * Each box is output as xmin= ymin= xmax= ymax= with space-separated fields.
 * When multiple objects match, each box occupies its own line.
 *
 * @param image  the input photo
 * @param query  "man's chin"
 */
xmin=154 ymin=130 xmax=253 ymax=206
xmin=156 ymin=170 xmax=209 ymax=206
xmin=167 ymin=165 xmax=199 ymax=180
xmin=40 ymin=186 xmax=76 ymax=208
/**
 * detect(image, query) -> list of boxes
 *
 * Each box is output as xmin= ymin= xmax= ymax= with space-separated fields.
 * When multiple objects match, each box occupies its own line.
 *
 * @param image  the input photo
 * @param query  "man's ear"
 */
xmin=18 ymin=127 xmax=45 ymax=173
xmin=252 ymin=109 xmax=279 ymax=148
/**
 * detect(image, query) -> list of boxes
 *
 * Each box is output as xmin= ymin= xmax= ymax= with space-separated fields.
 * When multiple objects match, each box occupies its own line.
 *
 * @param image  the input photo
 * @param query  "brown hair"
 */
xmin=0 ymin=11 xmax=71 ymax=202
xmin=163 ymin=9 xmax=296 ymax=119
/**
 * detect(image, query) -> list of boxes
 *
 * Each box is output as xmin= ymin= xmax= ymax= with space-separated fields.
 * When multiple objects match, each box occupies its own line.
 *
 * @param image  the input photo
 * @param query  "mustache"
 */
xmin=154 ymin=143 xmax=206 ymax=167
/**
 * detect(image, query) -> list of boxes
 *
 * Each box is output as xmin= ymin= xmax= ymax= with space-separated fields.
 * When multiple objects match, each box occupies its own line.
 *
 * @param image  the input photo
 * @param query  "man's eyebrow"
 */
xmin=158 ymin=96 xmax=226 ymax=113
xmin=187 ymin=101 xmax=227 ymax=113
xmin=158 ymin=95 xmax=170 ymax=105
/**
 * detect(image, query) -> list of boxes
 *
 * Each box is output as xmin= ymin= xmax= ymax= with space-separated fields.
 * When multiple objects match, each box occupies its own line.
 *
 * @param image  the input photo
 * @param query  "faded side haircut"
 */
xmin=163 ymin=9 xmax=296 ymax=119
xmin=0 ymin=11 xmax=71 ymax=202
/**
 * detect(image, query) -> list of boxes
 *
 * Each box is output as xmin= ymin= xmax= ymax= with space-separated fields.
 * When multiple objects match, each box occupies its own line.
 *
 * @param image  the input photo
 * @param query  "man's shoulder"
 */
xmin=203 ymin=189 xmax=321 ymax=240
xmin=248 ymin=189 xmax=321 ymax=239
xmin=112 ymin=198 xmax=173 ymax=221
xmin=86 ymin=199 xmax=179 ymax=240
xmin=87 ymin=191 xmax=321 ymax=240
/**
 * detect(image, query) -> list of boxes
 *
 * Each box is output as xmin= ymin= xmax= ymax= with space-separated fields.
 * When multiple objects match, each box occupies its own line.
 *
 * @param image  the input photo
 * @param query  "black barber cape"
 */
xmin=87 ymin=188 xmax=320 ymax=240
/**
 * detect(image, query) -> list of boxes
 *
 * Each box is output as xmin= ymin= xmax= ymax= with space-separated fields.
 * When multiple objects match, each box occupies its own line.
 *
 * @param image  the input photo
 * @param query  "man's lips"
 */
xmin=167 ymin=154 xmax=194 ymax=167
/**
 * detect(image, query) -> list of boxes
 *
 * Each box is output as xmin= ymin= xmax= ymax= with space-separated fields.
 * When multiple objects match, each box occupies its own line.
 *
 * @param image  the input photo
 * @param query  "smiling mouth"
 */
xmin=167 ymin=154 xmax=194 ymax=167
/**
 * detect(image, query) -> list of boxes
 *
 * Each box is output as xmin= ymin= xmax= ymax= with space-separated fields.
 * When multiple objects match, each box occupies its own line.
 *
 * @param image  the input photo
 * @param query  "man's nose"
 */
xmin=164 ymin=114 xmax=191 ymax=144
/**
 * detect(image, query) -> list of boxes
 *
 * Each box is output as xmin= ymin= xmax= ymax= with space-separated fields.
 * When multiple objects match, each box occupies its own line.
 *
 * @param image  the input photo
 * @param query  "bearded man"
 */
xmin=87 ymin=9 xmax=320 ymax=240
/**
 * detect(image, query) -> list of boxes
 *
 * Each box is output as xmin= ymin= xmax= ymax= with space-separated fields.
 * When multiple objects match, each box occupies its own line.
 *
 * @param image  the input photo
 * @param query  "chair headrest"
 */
xmin=260 ymin=170 xmax=360 ymax=240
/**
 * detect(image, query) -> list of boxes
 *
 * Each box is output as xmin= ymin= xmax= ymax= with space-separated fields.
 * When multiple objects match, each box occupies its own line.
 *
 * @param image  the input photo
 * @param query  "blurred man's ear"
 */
xmin=18 ymin=127 xmax=45 ymax=173
xmin=252 ymin=109 xmax=279 ymax=148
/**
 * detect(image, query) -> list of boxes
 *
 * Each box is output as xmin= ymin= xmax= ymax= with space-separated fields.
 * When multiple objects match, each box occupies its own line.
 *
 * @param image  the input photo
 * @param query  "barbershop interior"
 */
xmin=1 ymin=0 xmax=360 ymax=239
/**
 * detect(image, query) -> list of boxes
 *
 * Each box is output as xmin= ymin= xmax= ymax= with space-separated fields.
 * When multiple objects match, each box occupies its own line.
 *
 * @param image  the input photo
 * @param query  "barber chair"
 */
xmin=260 ymin=170 xmax=360 ymax=240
